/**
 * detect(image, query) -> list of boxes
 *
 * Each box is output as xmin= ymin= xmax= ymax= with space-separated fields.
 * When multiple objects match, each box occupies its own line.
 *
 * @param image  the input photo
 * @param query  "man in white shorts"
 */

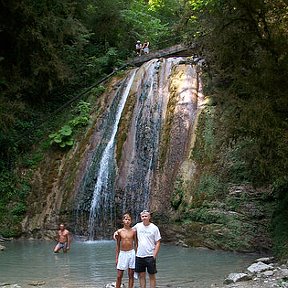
xmin=115 ymin=213 xmax=137 ymax=288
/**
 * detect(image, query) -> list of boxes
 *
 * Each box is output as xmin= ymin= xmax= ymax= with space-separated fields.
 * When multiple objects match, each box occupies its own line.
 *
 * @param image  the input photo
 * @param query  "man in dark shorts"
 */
xmin=53 ymin=223 xmax=71 ymax=253
xmin=133 ymin=210 xmax=161 ymax=288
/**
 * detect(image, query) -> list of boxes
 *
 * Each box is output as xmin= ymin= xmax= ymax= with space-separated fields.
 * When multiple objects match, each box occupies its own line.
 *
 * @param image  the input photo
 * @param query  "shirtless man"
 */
xmin=53 ymin=223 xmax=71 ymax=253
xmin=115 ymin=213 xmax=138 ymax=288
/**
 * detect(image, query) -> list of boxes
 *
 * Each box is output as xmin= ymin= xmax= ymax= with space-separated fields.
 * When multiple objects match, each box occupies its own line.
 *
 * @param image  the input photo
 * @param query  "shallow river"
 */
xmin=0 ymin=240 xmax=258 ymax=288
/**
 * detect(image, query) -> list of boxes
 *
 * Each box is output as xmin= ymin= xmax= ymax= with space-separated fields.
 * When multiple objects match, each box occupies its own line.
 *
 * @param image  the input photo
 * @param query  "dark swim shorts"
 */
xmin=135 ymin=256 xmax=157 ymax=274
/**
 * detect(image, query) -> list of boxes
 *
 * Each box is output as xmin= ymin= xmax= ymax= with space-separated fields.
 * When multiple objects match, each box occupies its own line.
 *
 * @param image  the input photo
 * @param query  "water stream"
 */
xmin=0 ymin=240 xmax=258 ymax=288
xmin=87 ymin=70 xmax=137 ymax=240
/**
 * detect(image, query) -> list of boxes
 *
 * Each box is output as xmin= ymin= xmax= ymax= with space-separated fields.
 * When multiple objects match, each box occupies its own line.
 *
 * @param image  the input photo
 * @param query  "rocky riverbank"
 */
xmin=219 ymin=257 xmax=288 ymax=288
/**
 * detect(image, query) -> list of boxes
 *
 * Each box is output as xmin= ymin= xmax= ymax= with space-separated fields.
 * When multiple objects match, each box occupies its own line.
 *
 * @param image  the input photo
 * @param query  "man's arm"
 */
xmin=153 ymin=240 xmax=160 ymax=258
xmin=55 ymin=231 xmax=59 ymax=242
xmin=133 ymin=230 xmax=138 ymax=252
xmin=67 ymin=231 xmax=71 ymax=249
xmin=115 ymin=230 xmax=121 ymax=265
xmin=113 ymin=230 xmax=120 ymax=240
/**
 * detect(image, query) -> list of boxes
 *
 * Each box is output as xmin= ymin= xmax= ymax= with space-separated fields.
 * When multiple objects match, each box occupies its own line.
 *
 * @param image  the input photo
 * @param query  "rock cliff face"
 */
xmin=23 ymin=57 xmax=274 ymax=252
xmin=23 ymin=57 xmax=203 ymax=239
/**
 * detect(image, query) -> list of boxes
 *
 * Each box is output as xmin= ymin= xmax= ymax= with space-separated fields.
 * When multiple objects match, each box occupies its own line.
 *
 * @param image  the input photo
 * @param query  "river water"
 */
xmin=0 ymin=240 xmax=258 ymax=288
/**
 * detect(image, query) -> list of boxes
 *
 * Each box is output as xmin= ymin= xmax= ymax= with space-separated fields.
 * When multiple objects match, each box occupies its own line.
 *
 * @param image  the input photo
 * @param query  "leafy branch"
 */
xmin=49 ymin=100 xmax=91 ymax=149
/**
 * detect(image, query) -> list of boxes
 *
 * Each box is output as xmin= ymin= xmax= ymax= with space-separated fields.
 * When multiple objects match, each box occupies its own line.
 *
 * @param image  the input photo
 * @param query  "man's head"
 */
xmin=122 ymin=213 xmax=132 ymax=226
xmin=140 ymin=210 xmax=151 ymax=225
xmin=59 ymin=223 xmax=65 ymax=231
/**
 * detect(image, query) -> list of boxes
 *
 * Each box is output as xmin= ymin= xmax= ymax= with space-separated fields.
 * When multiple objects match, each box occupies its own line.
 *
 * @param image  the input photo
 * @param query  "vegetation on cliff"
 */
xmin=171 ymin=0 xmax=288 ymax=256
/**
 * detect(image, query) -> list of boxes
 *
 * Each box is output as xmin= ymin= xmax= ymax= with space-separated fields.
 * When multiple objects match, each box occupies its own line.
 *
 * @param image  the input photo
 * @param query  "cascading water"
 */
xmin=74 ymin=57 xmax=203 ymax=237
xmin=115 ymin=58 xmax=186 ymax=221
xmin=74 ymin=70 xmax=136 ymax=240
xmin=87 ymin=70 xmax=136 ymax=240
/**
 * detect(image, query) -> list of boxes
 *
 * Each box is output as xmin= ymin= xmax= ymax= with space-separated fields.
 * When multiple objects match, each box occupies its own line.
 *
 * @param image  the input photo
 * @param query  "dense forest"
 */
xmin=0 ymin=0 xmax=287 ymax=257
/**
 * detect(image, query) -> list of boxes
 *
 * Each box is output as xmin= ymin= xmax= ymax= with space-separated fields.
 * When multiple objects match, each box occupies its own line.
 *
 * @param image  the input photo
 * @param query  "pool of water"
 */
xmin=0 ymin=240 xmax=258 ymax=288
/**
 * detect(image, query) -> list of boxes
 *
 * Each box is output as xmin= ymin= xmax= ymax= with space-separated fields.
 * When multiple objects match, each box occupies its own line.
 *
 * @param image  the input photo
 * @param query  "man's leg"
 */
xmin=63 ymin=243 xmax=68 ymax=253
xmin=53 ymin=243 xmax=61 ymax=253
xmin=148 ymin=273 xmax=156 ymax=288
xmin=116 ymin=270 xmax=124 ymax=288
xmin=138 ymin=272 xmax=146 ymax=288
xmin=128 ymin=268 xmax=134 ymax=288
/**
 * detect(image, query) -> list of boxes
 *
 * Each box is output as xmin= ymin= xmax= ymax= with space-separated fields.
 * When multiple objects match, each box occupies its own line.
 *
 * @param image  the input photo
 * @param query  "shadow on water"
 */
xmin=0 ymin=240 xmax=259 ymax=288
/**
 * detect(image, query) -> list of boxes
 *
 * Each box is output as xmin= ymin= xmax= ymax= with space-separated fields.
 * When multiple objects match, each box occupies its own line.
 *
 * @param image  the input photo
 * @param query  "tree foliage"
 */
xmin=181 ymin=0 xmax=288 ymax=257
xmin=181 ymin=0 xmax=288 ymax=183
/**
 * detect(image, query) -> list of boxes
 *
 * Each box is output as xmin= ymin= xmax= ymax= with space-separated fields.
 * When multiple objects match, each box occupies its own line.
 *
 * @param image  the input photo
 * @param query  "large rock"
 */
xmin=223 ymin=273 xmax=251 ymax=284
xmin=0 ymin=244 xmax=6 ymax=251
xmin=247 ymin=261 xmax=273 ymax=274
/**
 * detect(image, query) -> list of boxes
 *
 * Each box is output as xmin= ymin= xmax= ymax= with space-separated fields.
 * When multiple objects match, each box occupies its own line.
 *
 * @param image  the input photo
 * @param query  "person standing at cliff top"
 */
xmin=53 ymin=223 xmax=71 ymax=253
xmin=142 ymin=41 xmax=150 ymax=54
xmin=114 ymin=210 xmax=161 ymax=288
xmin=135 ymin=40 xmax=142 ymax=56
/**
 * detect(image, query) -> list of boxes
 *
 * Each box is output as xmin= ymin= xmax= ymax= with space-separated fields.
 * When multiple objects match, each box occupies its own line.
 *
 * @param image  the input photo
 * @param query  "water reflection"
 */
xmin=0 ymin=240 xmax=257 ymax=288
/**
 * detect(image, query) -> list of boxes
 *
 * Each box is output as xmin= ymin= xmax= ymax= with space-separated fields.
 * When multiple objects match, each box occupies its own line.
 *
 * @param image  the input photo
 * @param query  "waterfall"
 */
xmin=86 ymin=70 xmax=136 ymax=240
xmin=73 ymin=57 xmax=202 ymax=237
xmin=116 ymin=58 xmax=185 ymax=221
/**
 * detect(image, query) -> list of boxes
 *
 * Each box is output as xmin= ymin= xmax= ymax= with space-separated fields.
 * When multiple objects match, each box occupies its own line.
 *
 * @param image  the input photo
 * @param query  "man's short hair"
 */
xmin=140 ymin=210 xmax=150 ymax=216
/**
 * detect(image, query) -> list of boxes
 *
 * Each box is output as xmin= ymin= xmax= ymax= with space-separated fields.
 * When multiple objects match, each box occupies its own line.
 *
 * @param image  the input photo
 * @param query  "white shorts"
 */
xmin=117 ymin=249 xmax=135 ymax=270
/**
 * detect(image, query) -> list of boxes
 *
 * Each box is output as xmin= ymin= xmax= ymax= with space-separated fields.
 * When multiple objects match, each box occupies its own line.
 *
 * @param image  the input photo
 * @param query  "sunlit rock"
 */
xmin=247 ymin=262 xmax=273 ymax=274
xmin=223 ymin=272 xmax=251 ymax=284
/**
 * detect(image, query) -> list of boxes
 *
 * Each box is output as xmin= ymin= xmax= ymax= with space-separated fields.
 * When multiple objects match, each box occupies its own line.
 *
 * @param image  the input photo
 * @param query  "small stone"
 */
xmin=279 ymin=268 xmax=288 ymax=278
xmin=28 ymin=281 xmax=45 ymax=286
xmin=263 ymin=270 xmax=274 ymax=277
xmin=105 ymin=283 xmax=125 ymax=288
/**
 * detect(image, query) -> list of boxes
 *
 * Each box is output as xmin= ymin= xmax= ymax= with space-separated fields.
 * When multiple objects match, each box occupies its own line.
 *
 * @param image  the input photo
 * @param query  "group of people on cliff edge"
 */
xmin=53 ymin=210 xmax=161 ymax=288
xmin=135 ymin=40 xmax=150 ymax=56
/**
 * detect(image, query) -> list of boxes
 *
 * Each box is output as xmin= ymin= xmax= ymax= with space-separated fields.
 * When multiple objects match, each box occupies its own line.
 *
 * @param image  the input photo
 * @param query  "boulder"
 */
xmin=0 ymin=244 xmax=6 ymax=251
xmin=247 ymin=261 xmax=273 ymax=274
xmin=223 ymin=272 xmax=251 ymax=284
